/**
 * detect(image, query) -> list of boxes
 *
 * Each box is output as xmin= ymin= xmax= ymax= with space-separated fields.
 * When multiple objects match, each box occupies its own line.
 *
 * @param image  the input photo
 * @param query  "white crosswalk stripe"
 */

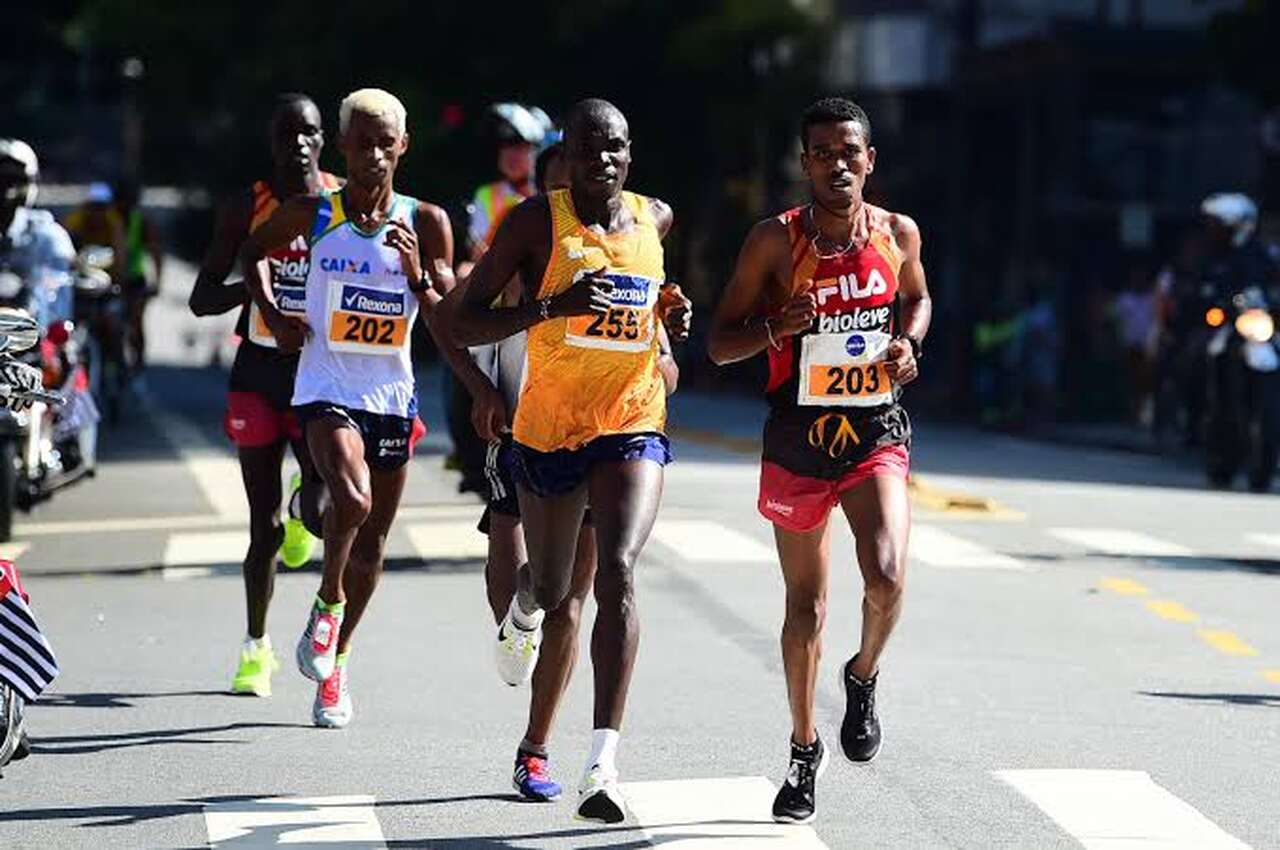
xmin=623 ymin=776 xmax=828 ymax=848
xmin=203 ymin=794 xmax=386 ymax=848
xmin=650 ymin=519 xmax=776 ymax=563
xmin=909 ymin=524 xmax=1028 ymax=570
xmin=1047 ymin=528 xmax=1193 ymax=557
xmin=406 ymin=520 xmax=488 ymax=560
xmin=162 ymin=531 xmax=248 ymax=567
xmin=997 ymin=769 xmax=1251 ymax=850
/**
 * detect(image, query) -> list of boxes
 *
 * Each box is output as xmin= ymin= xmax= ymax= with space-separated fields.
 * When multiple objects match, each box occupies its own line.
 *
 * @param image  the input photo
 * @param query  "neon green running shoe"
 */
xmin=231 ymin=636 xmax=280 ymax=697
xmin=280 ymin=473 xmax=316 ymax=569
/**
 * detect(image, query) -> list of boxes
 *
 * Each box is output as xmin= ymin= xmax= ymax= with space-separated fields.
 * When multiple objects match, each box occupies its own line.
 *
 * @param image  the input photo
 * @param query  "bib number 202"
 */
xmin=342 ymin=315 xmax=396 ymax=345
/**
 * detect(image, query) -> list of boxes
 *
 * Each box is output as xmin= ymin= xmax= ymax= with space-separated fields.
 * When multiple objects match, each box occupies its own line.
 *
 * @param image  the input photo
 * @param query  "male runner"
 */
xmin=241 ymin=88 xmax=490 ymax=728
xmin=708 ymin=97 xmax=930 ymax=825
xmin=473 ymin=141 xmax=679 ymax=803
xmin=453 ymin=98 xmax=691 ymax=823
xmin=190 ymin=93 xmax=337 ymax=698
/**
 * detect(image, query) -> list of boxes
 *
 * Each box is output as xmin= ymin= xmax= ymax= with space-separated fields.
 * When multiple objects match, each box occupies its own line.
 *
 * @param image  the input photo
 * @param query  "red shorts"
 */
xmin=758 ymin=444 xmax=910 ymax=533
xmin=223 ymin=391 xmax=302 ymax=448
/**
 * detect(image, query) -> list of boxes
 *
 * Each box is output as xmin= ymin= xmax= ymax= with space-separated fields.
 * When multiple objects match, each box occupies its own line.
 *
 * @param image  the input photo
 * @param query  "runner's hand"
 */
xmin=658 ymin=282 xmax=692 ymax=342
xmin=775 ymin=291 xmax=817 ymax=338
xmin=0 ymin=359 xmax=43 ymax=412
xmin=385 ymin=219 xmax=423 ymax=282
xmin=884 ymin=337 xmax=918 ymax=385
xmin=265 ymin=307 xmax=311 ymax=353
xmin=470 ymin=384 xmax=509 ymax=442
xmin=550 ymin=268 xmax=613 ymax=318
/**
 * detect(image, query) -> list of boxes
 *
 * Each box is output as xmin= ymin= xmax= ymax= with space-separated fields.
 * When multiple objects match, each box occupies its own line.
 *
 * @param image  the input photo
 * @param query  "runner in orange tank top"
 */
xmin=709 ymin=98 xmax=932 ymax=825
xmin=452 ymin=99 xmax=691 ymax=825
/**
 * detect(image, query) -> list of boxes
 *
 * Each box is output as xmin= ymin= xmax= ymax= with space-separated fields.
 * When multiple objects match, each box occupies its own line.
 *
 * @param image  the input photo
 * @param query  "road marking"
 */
xmin=1099 ymin=577 xmax=1149 ymax=596
xmin=1245 ymin=532 xmax=1280 ymax=550
xmin=1196 ymin=629 xmax=1260 ymax=657
xmin=406 ymin=521 xmax=487 ymax=560
xmin=997 ymin=769 xmax=1251 ymax=850
xmin=0 ymin=542 xmax=30 ymax=560
xmin=1262 ymin=670 xmax=1280 ymax=684
xmin=650 ymin=519 xmax=775 ymax=563
xmin=623 ymin=776 xmax=828 ymax=848
xmin=909 ymin=524 xmax=1027 ymax=570
xmin=203 ymin=794 xmax=386 ymax=847
xmin=1048 ymin=528 xmax=1193 ymax=558
xmin=162 ymin=531 xmax=248 ymax=567
xmin=147 ymin=406 xmax=247 ymax=519
xmin=1145 ymin=600 xmax=1199 ymax=623
xmin=162 ymin=566 xmax=215 ymax=581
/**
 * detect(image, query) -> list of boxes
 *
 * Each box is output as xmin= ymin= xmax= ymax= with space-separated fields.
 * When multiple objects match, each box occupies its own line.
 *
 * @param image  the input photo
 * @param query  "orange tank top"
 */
xmin=512 ymin=189 xmax=667 ymax=452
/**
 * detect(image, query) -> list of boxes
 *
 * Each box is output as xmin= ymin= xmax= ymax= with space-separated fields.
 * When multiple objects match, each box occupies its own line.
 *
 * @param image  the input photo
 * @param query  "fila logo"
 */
xmin=813 ymin=268 xmax=889 ymax=306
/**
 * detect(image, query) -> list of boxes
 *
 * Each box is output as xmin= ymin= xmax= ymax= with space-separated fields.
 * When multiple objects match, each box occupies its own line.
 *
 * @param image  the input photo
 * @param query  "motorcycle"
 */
xmin=1203 ymin=285 xmax=1280 ymax=491
xmin=0 ymin=311 xmax=62 ymax=775
xmin=72 ymin=244 xmax=128 ymax=425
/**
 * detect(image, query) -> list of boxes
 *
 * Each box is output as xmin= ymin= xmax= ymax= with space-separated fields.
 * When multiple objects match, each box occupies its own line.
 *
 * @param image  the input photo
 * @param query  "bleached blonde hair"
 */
xmin=339 ymin=88 xmax=407 ymax=137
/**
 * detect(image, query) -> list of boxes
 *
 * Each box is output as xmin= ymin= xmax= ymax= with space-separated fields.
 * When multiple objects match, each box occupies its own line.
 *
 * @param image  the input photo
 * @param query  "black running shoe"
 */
xmin=771 ymin=736 xmax=829 ymax=824
xmin=839 ymin=657 xmax=882 ymax=762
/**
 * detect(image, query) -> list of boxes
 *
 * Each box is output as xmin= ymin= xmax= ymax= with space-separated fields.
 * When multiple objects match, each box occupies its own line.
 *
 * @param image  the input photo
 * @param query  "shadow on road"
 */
xmin=1139 ymin=691 xmax=1280 ymax=707
xmin=1024 ymin=551 xmax=1280 ymax=578
xmin=30 ymin=721 xmax=309 ymax=756
xmin=37 ymin=689 xmax=231 ymax=708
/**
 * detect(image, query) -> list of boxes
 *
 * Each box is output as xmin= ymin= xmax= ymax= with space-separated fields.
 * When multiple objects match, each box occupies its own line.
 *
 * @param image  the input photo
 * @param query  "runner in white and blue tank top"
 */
xmin=239 ymin=88 xmax=497 ymax=730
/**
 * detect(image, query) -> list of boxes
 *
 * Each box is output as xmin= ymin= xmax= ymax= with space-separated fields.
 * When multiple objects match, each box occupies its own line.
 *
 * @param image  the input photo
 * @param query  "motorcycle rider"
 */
xmin=0 ymin=140 xmax=75 ymax=329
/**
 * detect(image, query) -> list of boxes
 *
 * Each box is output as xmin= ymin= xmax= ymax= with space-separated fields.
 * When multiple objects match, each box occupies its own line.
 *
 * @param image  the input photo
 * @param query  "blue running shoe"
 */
xmin=513 ymin=749 xmax=562 ymax=802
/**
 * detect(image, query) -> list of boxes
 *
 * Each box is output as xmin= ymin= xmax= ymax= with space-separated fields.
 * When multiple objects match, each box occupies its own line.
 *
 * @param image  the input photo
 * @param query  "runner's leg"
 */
xmin=837 ymin=474 xmax=909 ymax=680
xmin=238 ymin=441 xmax=287 ymax=638
xmin=585 ymin=460 xmax=663 ymax=731
xmin=774 ymin=519 xmax=832 ymax=746
xmin=486 ymin=513 xmax=525 ymax=624
xmin=306 ymin=416 xmax=372 ymax=606
xmin=515 ymin=483 xmax=589 ymax=616
xmin=336 ymin=464 xmax=408 ymax=654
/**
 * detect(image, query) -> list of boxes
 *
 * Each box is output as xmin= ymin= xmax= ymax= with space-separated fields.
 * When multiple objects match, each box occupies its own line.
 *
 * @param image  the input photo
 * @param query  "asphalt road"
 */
xmin=1 ymin=273 xmax=1278 ymax=849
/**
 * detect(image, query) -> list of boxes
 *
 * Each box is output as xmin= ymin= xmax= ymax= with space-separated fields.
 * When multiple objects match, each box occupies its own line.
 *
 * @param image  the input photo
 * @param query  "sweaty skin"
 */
xmin=707 ymin=117 xmax=931 ymax=746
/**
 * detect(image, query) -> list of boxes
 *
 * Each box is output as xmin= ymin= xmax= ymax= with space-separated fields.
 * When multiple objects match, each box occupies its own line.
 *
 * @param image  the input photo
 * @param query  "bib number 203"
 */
xmin=342 ymin=315 xmax=396 ymax=345
xmin=584 ymin=308 xmax=641 ymax=341
xmin=824 ymin=363 xmax=883 ymax=397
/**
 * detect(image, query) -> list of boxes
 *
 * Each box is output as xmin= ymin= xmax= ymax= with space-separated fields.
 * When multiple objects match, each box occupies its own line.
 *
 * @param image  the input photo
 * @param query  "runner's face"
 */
xmin=340 ymin=111 xmax=407 ymax=191
xmin=271 ymin=102 xmax=324 ymax=177
xmin=498 ymin=143 xmax=535 ymax=183
xmin=567 ymin=113 xmax=630 ymax=203
xmin=803 ymin=121 xmax=875 ymax=211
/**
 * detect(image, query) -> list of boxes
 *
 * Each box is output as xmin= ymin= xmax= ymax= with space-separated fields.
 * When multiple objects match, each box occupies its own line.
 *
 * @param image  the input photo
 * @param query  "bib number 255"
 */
xmin=584 ymin=308 xmax=642 ymax=341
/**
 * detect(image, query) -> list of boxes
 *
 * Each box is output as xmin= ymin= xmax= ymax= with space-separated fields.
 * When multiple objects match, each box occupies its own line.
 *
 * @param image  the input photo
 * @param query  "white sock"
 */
xmin=586 ymin=728 xmax=620 ymax=776
xmin=245 ymin=634 xmax=271 ymax=652
xmin=510 ymin=596 xmax=544 ymax=631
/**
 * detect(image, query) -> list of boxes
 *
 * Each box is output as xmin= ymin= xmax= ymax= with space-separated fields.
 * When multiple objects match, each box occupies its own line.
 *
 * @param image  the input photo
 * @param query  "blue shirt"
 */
xmin=0 ymin=207 xmax=75 ymax=327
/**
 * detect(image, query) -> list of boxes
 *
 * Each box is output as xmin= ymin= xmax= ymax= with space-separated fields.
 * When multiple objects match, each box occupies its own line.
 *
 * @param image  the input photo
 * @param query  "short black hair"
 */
xmin=535 ymin=142 xmax=564 ymax=194
xmin=565 ymin=98 xmax=627 ymax=144
xmin=800 ymin=97 xmax=871 ymax=151
xmin=271 ymin=92 xmax=318 ymax=125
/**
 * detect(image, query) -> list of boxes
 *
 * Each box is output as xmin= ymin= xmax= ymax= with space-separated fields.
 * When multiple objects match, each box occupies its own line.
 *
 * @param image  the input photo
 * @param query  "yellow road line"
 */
xmin=1261 ymin=670 xmax=1280 ymax=684
xmin=1196 ymin=629 xmax=1260 ymax=657
xmin=1144 ymin=600 xmax=1199 ymax=623
xmin=1100 ymin=577 xmax=1150 ymax=596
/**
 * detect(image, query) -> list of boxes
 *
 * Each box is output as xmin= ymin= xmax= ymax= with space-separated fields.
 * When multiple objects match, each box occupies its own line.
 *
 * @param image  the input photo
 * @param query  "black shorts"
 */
xmin=476 ymin=436 xmax=593 ymax=535
xmin=295 ymin=402 xmax=416 ymax=471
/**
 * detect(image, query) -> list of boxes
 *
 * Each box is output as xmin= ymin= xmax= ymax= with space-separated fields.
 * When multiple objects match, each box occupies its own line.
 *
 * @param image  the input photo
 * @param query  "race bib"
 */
xmin=325 ymin=276 xmax=409 ymax=356
xmin=248 ymin=284 xmax=307 ymax=349
xmin=564 ymin=273 xmax=658 ymax=353
xmin=797 ymin=330 xmax=893 ymax=407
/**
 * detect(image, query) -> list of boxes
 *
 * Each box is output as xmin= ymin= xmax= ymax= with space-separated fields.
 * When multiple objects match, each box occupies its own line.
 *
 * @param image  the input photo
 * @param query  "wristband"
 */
xmin=408 ymin=272 xmax=431 ymax=294
xmin=538 ymin=297 xmax=553 ymax=321
xmin=764 ymin=317 xmax=782 ymax=350
xmin=904 ymin=334 xmax=923 ymax=361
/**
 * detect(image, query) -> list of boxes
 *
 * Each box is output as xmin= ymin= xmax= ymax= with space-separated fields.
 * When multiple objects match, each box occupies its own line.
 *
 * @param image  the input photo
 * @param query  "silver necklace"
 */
xmin=807 ymin=204 xmax=866 ymax=259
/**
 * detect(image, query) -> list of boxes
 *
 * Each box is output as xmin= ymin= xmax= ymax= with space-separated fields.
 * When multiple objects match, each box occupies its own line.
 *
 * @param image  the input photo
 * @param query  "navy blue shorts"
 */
xmin=478 ymin=436 xmax=594 ymax=534
xmin=511 ymin=432 xmax=673 ymax=498
xmin=295 ymin=402 xmax=423 ymax=471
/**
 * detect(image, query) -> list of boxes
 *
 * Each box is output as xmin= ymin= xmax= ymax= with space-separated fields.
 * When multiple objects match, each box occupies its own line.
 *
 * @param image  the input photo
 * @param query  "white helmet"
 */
xmin=1200 ymin=192 xmax=1258 ymax=248
xmin=0 ymin=139 xmax=39 ymax=207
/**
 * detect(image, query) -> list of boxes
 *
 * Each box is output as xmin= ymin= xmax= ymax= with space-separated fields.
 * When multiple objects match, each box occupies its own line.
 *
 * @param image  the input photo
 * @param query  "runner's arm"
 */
xmin=707 ymin=220 xmax=792 ymax=364
xmin=239 ymin=196 xmax=317 ymax=321
xmin=657 ymin=322 xmax=678 ymax=396
xmin=892 ymin=214 xmax=931 ymax=345
xmin=650 ymin=198 xmax=674 ymax=240
xmin=450 ymin=199 xmax=553 ymax=346
xmin=412 ymin=203 xmax=501 ymax=399
xmin=143 ymin=214 xmax=165 ymax=293
xmin=189 ymin=191 xmax=253 ymax=317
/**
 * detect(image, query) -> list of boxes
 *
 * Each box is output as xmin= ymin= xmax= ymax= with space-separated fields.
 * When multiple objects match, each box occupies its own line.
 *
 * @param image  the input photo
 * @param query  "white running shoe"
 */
xmin=296 ymin=599 xmax=343 ymax=683
xmin=495 ymin=604 xmax=544 ymax=687
xmin=575 ymin=763 xmax=626 ymax=824
xmin=312 ymin=658 xmax=353 ymax=729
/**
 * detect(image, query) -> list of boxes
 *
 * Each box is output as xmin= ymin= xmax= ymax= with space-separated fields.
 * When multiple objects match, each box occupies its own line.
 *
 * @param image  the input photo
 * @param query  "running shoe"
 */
xmin=231 ymin=636 xmax=279 ymax=697
xmin=280 ymin=473 xmax=316 ymax=569
xmin=839 ymin=657 xmax=882 ymax=762
xmin=495 ymin=604 xmax=544 ymax=687
xmin=771 ymin=736 xmax=829 ymax=824
xmin=575 ymin=763 xmax=626 ymax=824
xmin=513 ymin=749 xmax=562 ymax=802
xmin=296 ymin=597 xmax=343 ymax=682
xmin=312 ymin=654 xmax=352 ymax=728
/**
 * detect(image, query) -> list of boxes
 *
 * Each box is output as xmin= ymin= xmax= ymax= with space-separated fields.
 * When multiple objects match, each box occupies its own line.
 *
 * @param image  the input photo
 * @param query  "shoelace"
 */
xmin=785 ymin=751 xmax=818 ymax=789
xmin=520 ymin=755 xmax=549 ymax=779
xmin=852 ymin=679 xmax=876 ymax=733
xmin=320 ymin=668 xmax=344 ymax=705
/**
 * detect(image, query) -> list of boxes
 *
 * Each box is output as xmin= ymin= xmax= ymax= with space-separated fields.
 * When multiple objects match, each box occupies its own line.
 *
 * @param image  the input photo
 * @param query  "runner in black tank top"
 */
xmin=188 ymin=94 xmax=335 ymax=700
xmin=709 ymin=98 xmax=932 ymax=826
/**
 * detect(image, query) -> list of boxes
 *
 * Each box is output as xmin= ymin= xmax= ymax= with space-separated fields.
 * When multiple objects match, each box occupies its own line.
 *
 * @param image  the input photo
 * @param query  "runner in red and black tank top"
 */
xmin=761 ymin=203 xmax=912 ymax=480
xmin=709 ymin=98 xmax=932 ymax=826
xmin=188 ymin=93 xmax=338 ymax=700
